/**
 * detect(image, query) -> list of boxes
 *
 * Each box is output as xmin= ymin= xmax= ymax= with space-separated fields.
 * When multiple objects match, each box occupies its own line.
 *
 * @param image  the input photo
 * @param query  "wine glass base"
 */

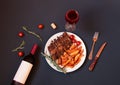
xmin=65 ymin=23 xmax=76 ymax=31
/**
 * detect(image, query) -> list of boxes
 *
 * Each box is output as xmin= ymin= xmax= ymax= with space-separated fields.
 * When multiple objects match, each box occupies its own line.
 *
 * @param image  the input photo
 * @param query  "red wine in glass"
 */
xmin=65 ymin=9 xmax=80 ymax=31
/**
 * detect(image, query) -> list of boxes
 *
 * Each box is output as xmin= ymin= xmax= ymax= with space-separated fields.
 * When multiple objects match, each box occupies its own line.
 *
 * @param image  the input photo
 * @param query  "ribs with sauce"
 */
xmin=48 ymin=32 xmax=73 ymax=60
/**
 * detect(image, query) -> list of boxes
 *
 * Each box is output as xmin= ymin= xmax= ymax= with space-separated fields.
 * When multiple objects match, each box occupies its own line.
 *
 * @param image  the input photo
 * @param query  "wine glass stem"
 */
xmin=65 ymin=22 xmax=76 ymax=31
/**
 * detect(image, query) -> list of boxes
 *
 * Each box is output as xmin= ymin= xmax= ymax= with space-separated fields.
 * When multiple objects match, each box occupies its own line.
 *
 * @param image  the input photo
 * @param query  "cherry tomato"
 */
xmin=70 ymin=35 xmax=75 ymax=40
xmin=18 ymin=32 xmax=24 ymax=37
xmin=76 ymin=41 xmax=81 ymax=46
xmin=72 ymin=39 xmax=77 ymax=43
xmin=38 ymin=24 xmax=44 ymax=29
xmin=18 ymin=51 xmax=24 ymax=57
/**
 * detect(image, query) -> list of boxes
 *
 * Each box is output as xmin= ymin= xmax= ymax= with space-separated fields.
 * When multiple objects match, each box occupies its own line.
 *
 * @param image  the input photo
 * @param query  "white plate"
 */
xmin=44 ymin=32 xmax=87 ymax=73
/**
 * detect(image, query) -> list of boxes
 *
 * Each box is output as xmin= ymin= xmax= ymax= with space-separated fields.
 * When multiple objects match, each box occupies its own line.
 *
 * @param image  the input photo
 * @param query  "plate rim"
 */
xmin=44 ymin=32 xmax=87 ymax=73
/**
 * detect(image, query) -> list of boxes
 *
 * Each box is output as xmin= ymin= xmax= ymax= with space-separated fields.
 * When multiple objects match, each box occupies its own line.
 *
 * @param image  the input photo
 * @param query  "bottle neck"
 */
xmin=30 ymin=44 xmax=38 ymax=55
xmin=23 ymin=44 xmax=38 ymax=64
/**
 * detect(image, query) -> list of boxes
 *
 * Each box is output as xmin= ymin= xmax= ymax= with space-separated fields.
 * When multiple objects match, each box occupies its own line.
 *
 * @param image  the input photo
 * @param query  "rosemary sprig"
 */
xmin=12 ymin=40 xmax=25 ymax=52
xmin=41 ymin=52 xmax=66 ymax=74
xmin=22 ymin=26 xmax=42 ymax=41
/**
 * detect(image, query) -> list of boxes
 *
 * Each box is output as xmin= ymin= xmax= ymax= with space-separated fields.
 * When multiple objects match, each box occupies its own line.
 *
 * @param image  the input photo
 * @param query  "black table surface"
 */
xmin=1 ymin=0 xmax=120 ymax=85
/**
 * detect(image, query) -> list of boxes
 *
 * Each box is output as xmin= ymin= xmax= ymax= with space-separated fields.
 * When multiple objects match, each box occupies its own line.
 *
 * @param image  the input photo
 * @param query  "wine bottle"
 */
xmin=11 ymin=44 xmax=38 ymax=85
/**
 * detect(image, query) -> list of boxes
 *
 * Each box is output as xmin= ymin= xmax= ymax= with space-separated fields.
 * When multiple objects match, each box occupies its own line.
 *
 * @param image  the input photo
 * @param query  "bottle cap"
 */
xmin=30 ymin=44 xmax=38 ymax=55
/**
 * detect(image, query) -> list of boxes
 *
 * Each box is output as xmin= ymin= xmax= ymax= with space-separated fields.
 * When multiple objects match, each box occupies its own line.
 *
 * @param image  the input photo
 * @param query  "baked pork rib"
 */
xmin=48 ymin=32 xmax=73 ymax=60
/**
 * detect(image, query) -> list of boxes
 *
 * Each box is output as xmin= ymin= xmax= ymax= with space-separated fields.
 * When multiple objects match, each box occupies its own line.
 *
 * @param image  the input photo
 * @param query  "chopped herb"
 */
xmin=41 ymin=52 xmax=66 ymax=74
xmin=12 ymin=40 xmax=25 ymax=52
xmin=22 ymin=26 xmax=42 ymax=41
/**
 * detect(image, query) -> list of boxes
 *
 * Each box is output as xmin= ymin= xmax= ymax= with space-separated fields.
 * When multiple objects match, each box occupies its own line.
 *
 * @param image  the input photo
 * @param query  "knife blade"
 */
xmin=89 ymin=42 xmax=107 ymax=71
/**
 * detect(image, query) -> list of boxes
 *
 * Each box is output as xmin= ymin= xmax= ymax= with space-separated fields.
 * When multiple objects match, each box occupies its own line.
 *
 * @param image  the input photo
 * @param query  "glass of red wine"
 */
xmin=65 ymin=9 xmax=80 ymax=31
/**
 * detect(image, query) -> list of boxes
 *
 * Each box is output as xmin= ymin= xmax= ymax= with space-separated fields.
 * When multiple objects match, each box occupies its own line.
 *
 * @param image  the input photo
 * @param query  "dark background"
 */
xmin=0 ymin=0 xmax=120 ymax=85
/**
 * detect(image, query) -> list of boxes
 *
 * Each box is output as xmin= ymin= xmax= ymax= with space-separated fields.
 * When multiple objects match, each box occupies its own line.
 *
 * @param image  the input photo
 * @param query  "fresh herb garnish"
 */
xmin=12 ymin=40 xmax=25 ymax=52
xmin=22 ymin=26 xmax=42 ymax=41
xmin=41 ymin=52 xmax=66 ymax=74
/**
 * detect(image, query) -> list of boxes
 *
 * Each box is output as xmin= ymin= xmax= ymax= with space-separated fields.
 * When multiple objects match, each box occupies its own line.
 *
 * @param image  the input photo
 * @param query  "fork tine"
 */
xmin=94 ymin=32 xmax=99 ymax=38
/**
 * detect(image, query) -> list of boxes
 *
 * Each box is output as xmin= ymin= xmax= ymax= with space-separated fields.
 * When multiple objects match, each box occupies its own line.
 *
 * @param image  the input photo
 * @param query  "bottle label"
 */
xmin=13 ymin=60 xmax=33 ymax=84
